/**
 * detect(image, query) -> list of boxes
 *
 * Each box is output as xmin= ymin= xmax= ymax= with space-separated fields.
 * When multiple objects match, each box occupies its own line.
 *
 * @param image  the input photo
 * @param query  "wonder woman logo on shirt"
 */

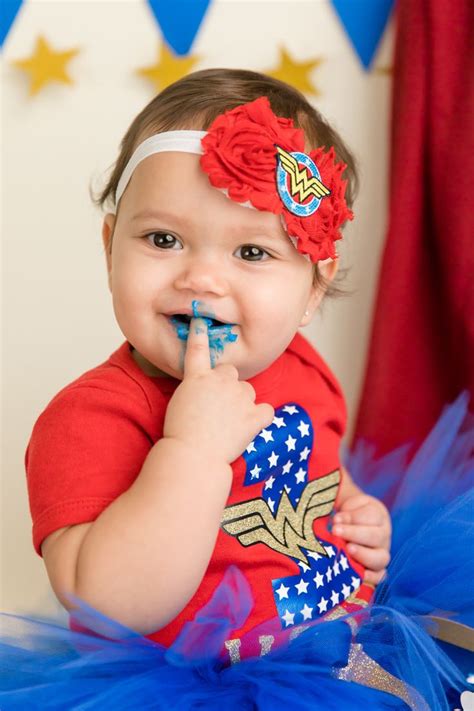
xmin=220 ymin=402 xmax=335 ymax=564
xmin=221 ymin=470 xmax=339 ymax=564
xmin=221 ymin=403 xmax=361 ymax=630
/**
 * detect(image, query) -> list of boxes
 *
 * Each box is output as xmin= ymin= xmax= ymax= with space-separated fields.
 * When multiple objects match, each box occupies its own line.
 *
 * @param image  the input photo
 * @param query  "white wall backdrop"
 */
xmin=2 ymin=0 xmax=393 ymax=616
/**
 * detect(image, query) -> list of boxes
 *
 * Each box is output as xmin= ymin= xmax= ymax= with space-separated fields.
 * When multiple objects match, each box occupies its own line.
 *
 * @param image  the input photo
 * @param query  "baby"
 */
xmin=26 ymin=68 xmax=391 ymax=659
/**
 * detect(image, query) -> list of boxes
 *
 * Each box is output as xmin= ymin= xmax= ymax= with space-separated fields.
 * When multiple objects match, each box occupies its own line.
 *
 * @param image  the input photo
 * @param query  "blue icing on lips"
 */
xmin=170 ymin=299 xmax=238 ymax=367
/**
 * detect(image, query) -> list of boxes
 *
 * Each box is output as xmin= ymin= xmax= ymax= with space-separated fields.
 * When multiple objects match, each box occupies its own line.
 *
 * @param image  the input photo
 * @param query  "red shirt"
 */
xmin=26 ymin=335 xmax=370 ymax=652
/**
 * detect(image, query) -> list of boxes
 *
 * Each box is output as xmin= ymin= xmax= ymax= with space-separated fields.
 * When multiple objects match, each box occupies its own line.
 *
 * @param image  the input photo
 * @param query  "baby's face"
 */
xmin=103 ymin=152 xmax=326 ymax=381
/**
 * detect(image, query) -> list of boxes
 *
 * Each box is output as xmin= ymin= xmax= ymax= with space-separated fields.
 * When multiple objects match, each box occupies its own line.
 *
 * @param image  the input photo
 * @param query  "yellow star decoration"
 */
xmin=12 ymin=35 xmax=79 ymax=97
xmin=137 ymin=43 xmax=200 ymax=92
xmin=267 ymin=47 xmax=323 ymax=97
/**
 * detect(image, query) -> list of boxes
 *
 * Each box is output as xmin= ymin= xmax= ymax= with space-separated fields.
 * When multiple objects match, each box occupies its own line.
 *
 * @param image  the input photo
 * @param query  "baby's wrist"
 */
xmin=159 ymin=435 xmax=232 ymax=474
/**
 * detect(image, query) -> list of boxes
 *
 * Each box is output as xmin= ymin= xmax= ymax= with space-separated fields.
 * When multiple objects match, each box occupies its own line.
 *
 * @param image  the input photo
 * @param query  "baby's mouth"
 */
xmin=167 ymin=311 xmax=239 ymax=352
xmin=170 ymin=313 xmax=229 ymax=329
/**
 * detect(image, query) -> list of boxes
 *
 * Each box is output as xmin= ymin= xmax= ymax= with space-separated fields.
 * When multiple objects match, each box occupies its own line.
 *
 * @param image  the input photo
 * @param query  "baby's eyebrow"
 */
xmin=130 ymin=209 xmax=184 ymax=224
xmin=245 ymin=226 xmax=290 ymax=244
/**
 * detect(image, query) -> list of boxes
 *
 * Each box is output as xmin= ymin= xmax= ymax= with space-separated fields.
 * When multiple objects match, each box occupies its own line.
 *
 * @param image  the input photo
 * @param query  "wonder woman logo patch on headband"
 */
xmin=276 ymin=146 xmax=330 ymax=217
xmin=200 ymin=96 xmax=353 ymax=263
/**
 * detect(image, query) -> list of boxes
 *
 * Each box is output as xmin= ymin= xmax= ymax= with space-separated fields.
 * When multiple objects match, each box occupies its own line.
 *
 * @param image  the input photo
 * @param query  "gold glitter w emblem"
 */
xmin=276 ymin=146 xmax=331 ymax=202
xmin=221 ymin=470 xmax=340 ymax=564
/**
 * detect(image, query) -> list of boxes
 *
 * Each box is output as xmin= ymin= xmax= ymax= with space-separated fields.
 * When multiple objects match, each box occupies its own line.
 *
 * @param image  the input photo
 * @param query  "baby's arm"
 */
xmin=333 ymin=467 xmax=391 ymax=585
xmin=42 ymin=319 xmax=274 ymax=635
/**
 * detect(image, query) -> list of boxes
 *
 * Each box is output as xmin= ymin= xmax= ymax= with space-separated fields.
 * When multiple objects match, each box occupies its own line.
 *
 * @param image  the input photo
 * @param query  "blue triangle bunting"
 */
xmin=330 ymin=0 xmax=395 ymax=70
xmin=146 ymin=0 xmax=211 ymax=56
xmin=1 ymin=0 xmax=23 ymax=48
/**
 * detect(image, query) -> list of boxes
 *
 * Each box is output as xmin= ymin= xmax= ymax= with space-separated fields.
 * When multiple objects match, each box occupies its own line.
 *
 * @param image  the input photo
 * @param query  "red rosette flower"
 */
xmin=282 ymin=147 xmax=354 ymax=262
xmin=201 ymin=96 xmax=303 ymax=214
xmin=200 ymin=96 xmax=353 ymax=262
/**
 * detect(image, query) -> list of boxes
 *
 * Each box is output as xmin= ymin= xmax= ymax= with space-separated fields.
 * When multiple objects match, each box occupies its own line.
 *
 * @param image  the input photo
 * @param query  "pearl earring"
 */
xmin=304 ymin=310 xmax=310 ymax=316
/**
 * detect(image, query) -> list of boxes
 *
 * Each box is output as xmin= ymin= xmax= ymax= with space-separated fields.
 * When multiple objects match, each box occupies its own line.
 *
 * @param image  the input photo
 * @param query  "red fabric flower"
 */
xmin=200 ymin=97 xmax=353 ymax=262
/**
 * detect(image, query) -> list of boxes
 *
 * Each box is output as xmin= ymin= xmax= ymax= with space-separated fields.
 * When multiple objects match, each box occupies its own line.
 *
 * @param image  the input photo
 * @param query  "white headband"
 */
xmin=110 ymin=128 xmax=326 ymax=264
xmin=113 ymin=130 xmax=207 ymax=211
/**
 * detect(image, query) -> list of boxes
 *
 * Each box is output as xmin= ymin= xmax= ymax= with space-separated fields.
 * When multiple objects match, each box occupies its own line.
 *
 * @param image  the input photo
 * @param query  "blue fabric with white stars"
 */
xmin=242 ymin=403 xmax=361 ymax=629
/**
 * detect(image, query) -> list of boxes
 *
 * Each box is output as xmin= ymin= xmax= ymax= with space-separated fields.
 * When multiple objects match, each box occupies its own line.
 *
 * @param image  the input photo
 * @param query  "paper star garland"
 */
xmin=137 ymin=43 xmax=200 ymax=92
xmin=267 ymin=47 xmax=323 ymax=97
xmin=12 ymin=35 xmax=79 ymax=96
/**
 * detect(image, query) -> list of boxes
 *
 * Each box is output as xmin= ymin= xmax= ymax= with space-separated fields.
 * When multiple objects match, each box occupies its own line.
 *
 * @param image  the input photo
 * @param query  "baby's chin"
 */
xmin=131 ymin=347 xmax=175 ymax=379
xmin=132 ymin=343 xmax=270 ymax=382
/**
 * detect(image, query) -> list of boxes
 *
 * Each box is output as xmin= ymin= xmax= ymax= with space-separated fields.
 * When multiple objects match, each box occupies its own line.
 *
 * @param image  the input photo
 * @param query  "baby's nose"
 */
xmin=173 ymin=256 xmax=228 ymax=296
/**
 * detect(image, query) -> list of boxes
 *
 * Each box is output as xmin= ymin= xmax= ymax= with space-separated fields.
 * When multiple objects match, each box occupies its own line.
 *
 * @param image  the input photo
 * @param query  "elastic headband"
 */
xmin=113 ymin=130 xmax=207 ymax=210
xmin=111 ymin=98 xmax=353 ymax=262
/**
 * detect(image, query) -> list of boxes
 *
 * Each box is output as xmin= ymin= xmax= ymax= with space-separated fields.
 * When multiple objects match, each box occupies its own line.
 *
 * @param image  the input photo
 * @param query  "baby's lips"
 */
xmin=167 ymin=312 xmax=237 ymax=332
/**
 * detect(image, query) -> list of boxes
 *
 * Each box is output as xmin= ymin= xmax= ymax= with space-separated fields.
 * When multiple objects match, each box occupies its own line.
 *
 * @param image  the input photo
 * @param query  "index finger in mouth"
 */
xmin=183 ymin=317 xmax=211 ymax=376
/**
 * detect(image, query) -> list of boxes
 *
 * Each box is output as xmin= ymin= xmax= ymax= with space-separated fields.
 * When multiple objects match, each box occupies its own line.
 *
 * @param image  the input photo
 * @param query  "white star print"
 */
xmin=275 ymin=583 xmax=289 ymax=600
xmin=285 ymin=435 xmax=297 ymax=451
xmin=297 ymin=421 xmax=310 ymax=437
xmin=250 ymin=464 xmax=261 ymax=479
xmin=351 ymin=576 xmax=361 ymax=591
xmin=295 ymin=467 xmax=306 ymax=484
xmin=308 ymin=551 xmax=321 ymax=561
xmin=250 ymin=465 xmax=262 ymax=479
xmin=340 ymin=554 xmax=349 ymax=570
xmin=295 ymin=578 xmax=309 ymax=595
xmin=268 ymin=498 xmax=276 ymax=513
xmin=317 ymin=596 xmax=328 ymax=614
xmin=341 ymin=583 xmax=351 ymax=599
xmin=313 ymin=571 xmax=324 ymax=588
xmin=259 ymin=429 xmax=274 ymax=443
xmin=301 ymin=604 xmax=313 ymax=621
xmin=282 ymin=460 xmax=294 ymax=474
xmin=298 ymin=561 xmax=310 ymax=573
xmin=330 ymin=590 xmax=340 ymax=607
xmin=333 ymin=560 xmax=340 ymax=576
xmin=264 ymin=475 xmax=275 ymax=490
xmin=246 ymin=441 xmax=256 ymax=454
xmin=284 ymin=484 xmax=291 ymax=494
xmin=326 ymin=567 xmax=333 ymax=583
xmin=272 ymin=416 xmax=286 ymax=429
xmin=299 ymin=447 xmax=310 ymax=462
xmin=283 ymin=405 xmax=298 ymax=415
xmin=268 ymin=451 xmax=279 ymax=468
xmin=326 ymin=546 xmax=336 ymax=558
xmin=282 ymin=609 xmax=295 ymax=627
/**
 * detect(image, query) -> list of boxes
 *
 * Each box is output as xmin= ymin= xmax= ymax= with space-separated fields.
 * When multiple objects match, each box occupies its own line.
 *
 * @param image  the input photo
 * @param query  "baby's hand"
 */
xmin=332 ymin=494 xmax=391 ymax=586
xmin=163 ymin=317 xmax=274 ymax=465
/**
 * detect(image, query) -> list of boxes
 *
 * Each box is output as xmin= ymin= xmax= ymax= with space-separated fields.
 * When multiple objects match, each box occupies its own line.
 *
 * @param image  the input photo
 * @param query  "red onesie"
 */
xmin=26 ymin=335 xmax=373 ymax=659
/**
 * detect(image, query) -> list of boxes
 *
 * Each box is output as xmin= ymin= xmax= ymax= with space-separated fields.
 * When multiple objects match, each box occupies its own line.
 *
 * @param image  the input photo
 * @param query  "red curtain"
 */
xmin=353 ymin=0 xmax=474 ymax=454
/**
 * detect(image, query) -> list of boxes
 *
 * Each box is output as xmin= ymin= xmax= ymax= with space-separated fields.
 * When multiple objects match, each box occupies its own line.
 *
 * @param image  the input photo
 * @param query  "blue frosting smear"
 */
xmin=170 ymin=299 xmax=238 ymax=368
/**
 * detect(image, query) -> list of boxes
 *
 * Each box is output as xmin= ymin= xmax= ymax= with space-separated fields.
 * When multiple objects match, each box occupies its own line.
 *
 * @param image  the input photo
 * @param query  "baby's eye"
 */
xmin=235 ymin=245 xmax=271 ymax=261
xmin=146 ymin=232 xmax=182 ymax=249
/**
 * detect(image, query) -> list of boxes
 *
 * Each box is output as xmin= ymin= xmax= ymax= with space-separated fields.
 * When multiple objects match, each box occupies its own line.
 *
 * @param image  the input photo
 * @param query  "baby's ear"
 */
xmin=300 ymin=258 xmax=339 ymax=326
xmin=102 ymin=214 xmax=116 ymax=290
xmin=318 ymin=257 xmax=338 ymax=283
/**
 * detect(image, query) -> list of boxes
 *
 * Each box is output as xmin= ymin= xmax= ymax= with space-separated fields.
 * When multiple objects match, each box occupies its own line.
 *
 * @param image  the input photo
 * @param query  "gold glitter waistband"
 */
xmin=336 ymin=643 xmax=429 ymax=711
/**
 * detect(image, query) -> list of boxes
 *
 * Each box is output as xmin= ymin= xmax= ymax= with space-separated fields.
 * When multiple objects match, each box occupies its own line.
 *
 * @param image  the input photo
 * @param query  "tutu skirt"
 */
xmin=1 ymin=395 xmax=473 ymax=710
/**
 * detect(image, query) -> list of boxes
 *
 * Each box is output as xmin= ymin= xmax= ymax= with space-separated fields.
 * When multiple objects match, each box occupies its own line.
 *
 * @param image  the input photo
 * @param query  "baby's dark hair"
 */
xmin=94 ymin=68 xmax=357 ymax=295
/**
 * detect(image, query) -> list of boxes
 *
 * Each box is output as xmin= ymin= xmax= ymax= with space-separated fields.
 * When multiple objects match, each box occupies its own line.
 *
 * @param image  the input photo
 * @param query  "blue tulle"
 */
xmin=346 ymin=392 xmax=474 ymax=527
xmin=1 ymin=395 xmax=473 ymax=710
